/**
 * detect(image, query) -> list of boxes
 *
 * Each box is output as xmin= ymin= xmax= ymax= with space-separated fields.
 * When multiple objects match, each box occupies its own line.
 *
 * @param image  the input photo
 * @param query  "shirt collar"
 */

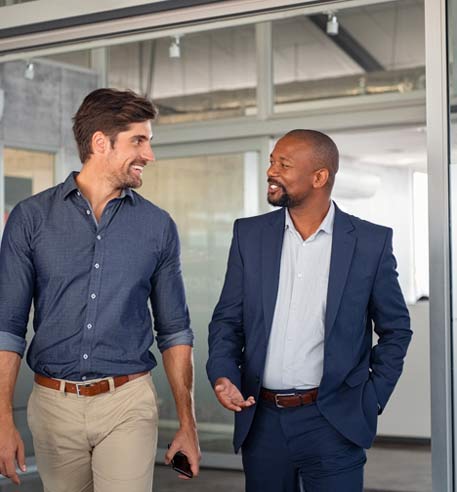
xmin=61 ymin=171 xmax=134 ymax=202
xmin=285 ymin=200 xmax=335 ymax=238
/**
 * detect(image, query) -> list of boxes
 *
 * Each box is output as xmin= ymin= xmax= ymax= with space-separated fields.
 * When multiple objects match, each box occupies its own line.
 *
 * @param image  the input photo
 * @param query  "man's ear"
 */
xmin=91 ymin=131 xmax=110 ymax=156
xmin=313 ymin=168 xmax=330 ymax=189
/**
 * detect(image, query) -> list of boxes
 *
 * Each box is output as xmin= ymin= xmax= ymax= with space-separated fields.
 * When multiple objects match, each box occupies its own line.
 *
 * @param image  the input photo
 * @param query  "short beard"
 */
xmin=268 ymin=191 xmax=292 ymax=208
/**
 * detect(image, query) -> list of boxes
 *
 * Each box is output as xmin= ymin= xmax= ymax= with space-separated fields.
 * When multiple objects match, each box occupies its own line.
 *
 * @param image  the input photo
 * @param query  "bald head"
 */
xmin=282 ymin=129 xmax=339 ymax=189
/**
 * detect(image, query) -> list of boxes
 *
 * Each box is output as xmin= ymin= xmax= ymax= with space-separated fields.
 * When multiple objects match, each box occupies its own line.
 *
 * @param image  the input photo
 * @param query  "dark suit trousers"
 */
xmin=241 ymin=396 xmax=366 ymax=492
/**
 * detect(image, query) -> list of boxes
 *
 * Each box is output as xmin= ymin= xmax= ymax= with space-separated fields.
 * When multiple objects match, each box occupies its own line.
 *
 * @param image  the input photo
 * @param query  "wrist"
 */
xmin=0 ymin=409 xmax=14 ymax=424
xmin=179 ymin=419 xmax=197 ymax=432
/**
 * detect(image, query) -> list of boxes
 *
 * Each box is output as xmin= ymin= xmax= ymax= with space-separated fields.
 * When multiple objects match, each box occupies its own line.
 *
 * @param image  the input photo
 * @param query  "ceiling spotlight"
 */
xmin=326 ymin=13 xmax=339 ymax=36
xmin=169 ymin=36 xmax=181 ymax=59
xmin=24 ymin=62 xmax=35 ymax=80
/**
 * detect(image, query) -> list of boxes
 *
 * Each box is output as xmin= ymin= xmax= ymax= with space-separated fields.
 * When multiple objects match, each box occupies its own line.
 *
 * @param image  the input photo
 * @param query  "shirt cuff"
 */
xmin=0 ymin=331 xmax=26 ymax=357
xmin=156 ymin=329 xmax=194 ymax=353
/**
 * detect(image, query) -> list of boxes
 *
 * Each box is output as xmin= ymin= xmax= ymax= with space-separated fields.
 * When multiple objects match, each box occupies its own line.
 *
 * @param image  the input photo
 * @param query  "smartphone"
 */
xmin=169 ymin=449 xmax=193 ymax=478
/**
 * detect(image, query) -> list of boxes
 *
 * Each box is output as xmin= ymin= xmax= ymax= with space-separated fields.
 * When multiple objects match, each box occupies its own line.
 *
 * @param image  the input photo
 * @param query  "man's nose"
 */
xmin=143 ymin=146 xmax=155 ymax=163
xmin=267 ymin=163 xmax=277 ymax=177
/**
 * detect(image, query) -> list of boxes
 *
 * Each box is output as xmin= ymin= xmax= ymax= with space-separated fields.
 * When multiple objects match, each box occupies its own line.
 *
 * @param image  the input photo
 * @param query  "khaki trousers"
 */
xmin=27 ymin=374 xmax=158 ymax=492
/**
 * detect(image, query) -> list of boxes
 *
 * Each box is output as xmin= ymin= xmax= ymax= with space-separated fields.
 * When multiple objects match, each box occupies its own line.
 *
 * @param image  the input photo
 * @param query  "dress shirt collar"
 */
xmin=61 ymin=171 xmax=134 ymax=202
xmin=285 ymin=200 xmax=335 ymax=241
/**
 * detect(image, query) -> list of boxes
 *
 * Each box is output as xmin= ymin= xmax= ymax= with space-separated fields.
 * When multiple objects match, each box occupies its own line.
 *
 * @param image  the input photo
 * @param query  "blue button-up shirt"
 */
xmin=0 ymin=172 xmax=193 ymax=381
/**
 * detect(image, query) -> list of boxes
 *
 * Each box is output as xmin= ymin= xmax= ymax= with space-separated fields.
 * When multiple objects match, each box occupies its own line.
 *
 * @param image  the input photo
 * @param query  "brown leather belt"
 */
xmin=260 ymin=388 xmax=318 ymax=408
xmin=34 ymin=372 xmax=149 ymax=397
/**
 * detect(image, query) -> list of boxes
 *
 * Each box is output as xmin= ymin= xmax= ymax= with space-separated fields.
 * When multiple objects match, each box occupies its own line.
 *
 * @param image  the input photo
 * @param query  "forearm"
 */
xmin=162 ymin=344 xmax=196 ymax=429
xmin=0 ymin=351 xmax=21 ymax=419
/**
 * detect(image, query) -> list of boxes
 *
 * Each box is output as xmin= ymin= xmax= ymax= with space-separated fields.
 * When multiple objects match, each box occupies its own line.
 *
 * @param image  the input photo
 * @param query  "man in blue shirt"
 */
xmin=0 ymin=88 xmax=200 ymax=491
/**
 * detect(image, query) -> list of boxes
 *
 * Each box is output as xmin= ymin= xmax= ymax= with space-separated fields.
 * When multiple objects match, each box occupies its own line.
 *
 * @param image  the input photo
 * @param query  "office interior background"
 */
xmin=0 ymin=0 xmax=455 ymax=490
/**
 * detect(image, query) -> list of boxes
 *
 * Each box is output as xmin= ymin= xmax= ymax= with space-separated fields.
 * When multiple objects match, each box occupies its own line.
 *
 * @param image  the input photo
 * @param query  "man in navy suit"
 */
xmin=207 ymin=129 xmax=411 ymax=491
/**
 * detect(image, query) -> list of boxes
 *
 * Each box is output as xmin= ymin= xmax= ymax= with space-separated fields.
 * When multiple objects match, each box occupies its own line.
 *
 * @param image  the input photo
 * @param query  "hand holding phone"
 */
xmin=168 ymin=445 xmax=193 ymax=478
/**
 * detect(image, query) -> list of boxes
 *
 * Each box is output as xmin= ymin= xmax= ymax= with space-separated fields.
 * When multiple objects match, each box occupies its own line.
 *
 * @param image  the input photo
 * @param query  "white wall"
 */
xmin=334 ymin=163 xmax=416 ymax=303
xmin=378 ymin=301 xmax=430 ymax=438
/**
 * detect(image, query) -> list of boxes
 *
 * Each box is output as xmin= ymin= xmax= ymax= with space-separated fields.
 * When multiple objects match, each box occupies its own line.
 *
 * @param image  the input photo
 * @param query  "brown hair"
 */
xmin=72 ymin=88 xmax=158 ymax=163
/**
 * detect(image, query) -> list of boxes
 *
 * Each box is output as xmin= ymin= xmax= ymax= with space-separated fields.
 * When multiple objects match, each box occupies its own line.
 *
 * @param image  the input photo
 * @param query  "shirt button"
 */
xmin=94 ymin=263 xmax=100 ymax=269
xmin=77 ymin=191 xmax=81 ymax=197
xmin=96 ymin=235 xmax=102 ymax=240
xmin=83 ymin=354 xmax=88 ymax=360
xmin=82 ymin=376 xmax=87 ymax=381
xmin=298 ymin=273 xmax=303 ymax=279
xmin=87 ymin=323 xmax=92 ymax=329
xmin=86 ymin=210 xmax=91 ymax=215
xmin=90 ymin=293 xmax=96 ymax=299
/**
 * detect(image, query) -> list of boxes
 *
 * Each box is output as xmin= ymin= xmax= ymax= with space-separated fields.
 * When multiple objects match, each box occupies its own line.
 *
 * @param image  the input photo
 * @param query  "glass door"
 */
xmin=138 ymin=139 xmax=265 ymax=464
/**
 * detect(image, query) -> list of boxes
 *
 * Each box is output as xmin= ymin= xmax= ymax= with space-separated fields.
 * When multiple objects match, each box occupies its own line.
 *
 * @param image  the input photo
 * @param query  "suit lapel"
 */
xmin=325 ymin=205 xmax=356 ymax=340
xmin=261 ymin=208 xmax=285 ymax=340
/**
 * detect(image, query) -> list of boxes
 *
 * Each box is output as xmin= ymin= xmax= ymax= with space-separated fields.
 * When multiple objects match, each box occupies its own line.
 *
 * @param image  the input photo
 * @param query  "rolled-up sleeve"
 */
xmin=0 ymin=204 xmax=35 ymax=357
xmin=149 ymin=217 xmax=193 ymax=352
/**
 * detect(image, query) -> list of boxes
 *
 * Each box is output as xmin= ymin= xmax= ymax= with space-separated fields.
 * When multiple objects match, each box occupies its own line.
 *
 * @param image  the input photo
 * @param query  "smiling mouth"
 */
xmin=268 ymin=181 xmax=284 ymax=193
xmin=131 ymin=165 xmax=145 ymax=175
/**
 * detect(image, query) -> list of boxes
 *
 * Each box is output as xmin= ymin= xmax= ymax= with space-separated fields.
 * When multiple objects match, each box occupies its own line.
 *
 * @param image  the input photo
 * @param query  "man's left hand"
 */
xmin=165 ymin=426 xmax=201 ymax=480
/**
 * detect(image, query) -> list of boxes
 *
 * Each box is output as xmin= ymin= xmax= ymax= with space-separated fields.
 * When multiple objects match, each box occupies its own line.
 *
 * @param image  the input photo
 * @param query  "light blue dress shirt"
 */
xmin=263 ymin=202 xmax=335 ymax=390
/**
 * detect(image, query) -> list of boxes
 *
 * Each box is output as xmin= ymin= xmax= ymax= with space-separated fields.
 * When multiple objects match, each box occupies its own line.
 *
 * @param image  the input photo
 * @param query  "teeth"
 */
xmin=132 ymin=166 xmax=143 ymax=172
xmin=270 ymin=185 xmax=278 ymax=190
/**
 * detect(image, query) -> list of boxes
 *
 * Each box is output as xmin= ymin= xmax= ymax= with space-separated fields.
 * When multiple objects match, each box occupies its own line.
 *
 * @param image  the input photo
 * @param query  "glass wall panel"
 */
xmin=273 ymin=0 xmax=425 ymax=112
xmin=2 ymin=147 xmax=54 ymax=457
xmin=3 ymin=147 xmax=54 ymax=220
xmin=43 ymin=50 xmax=92 ymax=70
xmin=107 ymin=25 xmax=257 ymax=124
xmin=139 ymin=151 xmax=258 ymax=452
xmin=450 ymin=0 xmax=457 ymax=163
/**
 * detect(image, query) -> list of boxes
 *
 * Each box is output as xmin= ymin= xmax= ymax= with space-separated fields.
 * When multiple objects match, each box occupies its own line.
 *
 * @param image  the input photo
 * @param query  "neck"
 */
xmin=76 ymin=161 xmax=122 ymax=210
xmin=288 ymin=197 xmax=331 ymax=241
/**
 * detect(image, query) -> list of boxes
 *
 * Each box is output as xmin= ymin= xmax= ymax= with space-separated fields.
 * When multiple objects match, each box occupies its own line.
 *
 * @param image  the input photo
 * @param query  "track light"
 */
xmin=169 ymin=36 xmax=181 ymax=59
xmin=24 ymin=62 xmax=35 ymax=80
xmin=326 ymin=13 xmax=339 ymax=36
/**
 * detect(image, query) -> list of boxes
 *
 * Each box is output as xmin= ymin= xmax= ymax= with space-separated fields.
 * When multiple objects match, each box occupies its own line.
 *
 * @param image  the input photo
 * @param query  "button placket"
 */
xmin=80 ymin=226 xmax=106 ymax=373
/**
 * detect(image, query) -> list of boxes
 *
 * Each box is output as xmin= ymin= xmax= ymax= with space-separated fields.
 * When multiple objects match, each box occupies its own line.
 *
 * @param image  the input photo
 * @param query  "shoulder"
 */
xmin=234 ymin=209 xmax=283 ymax=233
xmin=336 ymin=206 xmax=392 ymax=240
xmin=8 ymin=183 xmax=63 ymax=221
xmin=131 ymin=191 xmax=173 ymax=224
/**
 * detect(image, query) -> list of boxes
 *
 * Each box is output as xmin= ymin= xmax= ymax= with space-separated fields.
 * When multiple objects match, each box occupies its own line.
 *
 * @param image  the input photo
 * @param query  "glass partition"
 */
xmin=108 ymin=25 xmax=257 ymax=124
xmin=273 ymin=0 xmax=425 ymax=112
xmin=3 ymin=147 xmax=54 ymax=457
xmin=139 ymin=151 xmax=259 ymax=453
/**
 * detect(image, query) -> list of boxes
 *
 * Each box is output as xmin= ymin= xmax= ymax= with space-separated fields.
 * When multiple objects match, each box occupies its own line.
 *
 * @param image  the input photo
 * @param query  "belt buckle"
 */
xmin=274 ymin=392 xmax=295 ymax=408
xmin=75 ymin=382 xmax=92 ymax=398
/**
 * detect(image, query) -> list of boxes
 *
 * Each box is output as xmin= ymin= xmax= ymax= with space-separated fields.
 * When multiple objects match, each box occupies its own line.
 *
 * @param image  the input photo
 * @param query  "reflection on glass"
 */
xmin=108 ymin=25 xmax=257 ymax=124
xmin=139 ymin=153 xmax=257 ymax=452
xmin=273 ymin=0 xmax=425 ymax=112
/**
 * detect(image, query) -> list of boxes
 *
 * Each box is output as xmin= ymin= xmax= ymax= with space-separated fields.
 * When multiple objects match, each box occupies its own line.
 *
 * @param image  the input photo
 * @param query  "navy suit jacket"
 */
xmin=207 ymin=203 xmax=412 ymax=451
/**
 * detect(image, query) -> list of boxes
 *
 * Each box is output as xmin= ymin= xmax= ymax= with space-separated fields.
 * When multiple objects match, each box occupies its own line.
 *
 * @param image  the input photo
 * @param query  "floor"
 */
xmin=0 ymin=442 xmax=431 ymax=492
